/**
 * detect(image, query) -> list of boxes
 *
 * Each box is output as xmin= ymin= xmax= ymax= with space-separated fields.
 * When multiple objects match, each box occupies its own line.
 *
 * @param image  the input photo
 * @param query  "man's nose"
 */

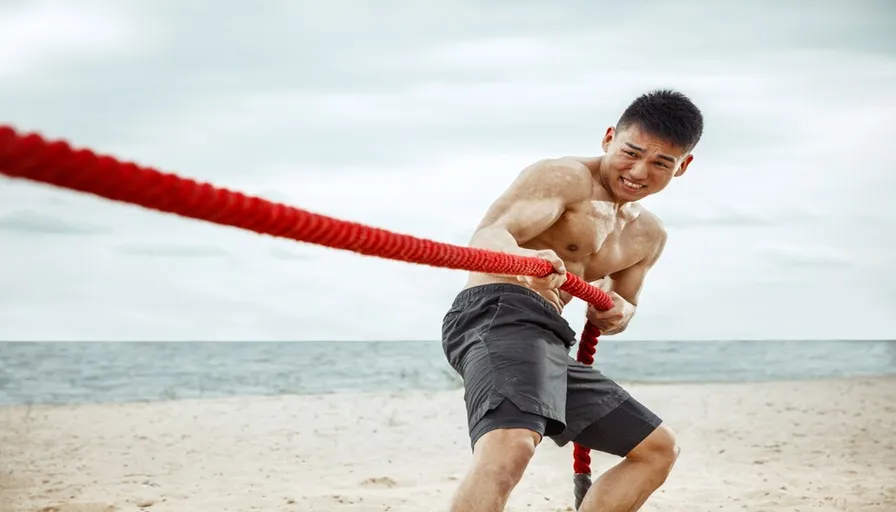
xmin=630 ymin=161 xmax=649 ymax=180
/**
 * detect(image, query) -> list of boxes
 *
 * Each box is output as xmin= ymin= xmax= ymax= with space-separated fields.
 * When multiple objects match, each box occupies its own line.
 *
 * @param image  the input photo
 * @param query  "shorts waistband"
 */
xmin=452 ymin=283 xmax=561 ymax=317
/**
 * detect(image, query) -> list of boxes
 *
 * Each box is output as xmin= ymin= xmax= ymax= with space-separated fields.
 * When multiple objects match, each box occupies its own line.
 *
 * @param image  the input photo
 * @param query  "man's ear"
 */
xmin=601 ymin=126 xmax=615 ymax=153
xmin=674 ymin=154 xmax=694 ymax=177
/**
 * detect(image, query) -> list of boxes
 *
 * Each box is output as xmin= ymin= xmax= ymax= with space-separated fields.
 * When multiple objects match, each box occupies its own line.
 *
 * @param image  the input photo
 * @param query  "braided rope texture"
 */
xmin=572 ymin=321 xmax=602 ymax=508
xmin=0 ymin=124 xmax=610 ymax=502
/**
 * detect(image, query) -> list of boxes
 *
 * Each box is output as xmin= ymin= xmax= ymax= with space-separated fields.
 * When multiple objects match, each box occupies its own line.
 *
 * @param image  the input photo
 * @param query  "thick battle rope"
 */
xmin=0 ymin=124 xmax=609 ymax=507
xmin=572 ymin=321 xmax=602 ymax=507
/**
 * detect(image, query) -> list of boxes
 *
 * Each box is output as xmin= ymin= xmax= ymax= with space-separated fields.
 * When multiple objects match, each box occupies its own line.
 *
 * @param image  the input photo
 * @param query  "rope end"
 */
xmin=573 ymin=472 xmax=592 ymax=510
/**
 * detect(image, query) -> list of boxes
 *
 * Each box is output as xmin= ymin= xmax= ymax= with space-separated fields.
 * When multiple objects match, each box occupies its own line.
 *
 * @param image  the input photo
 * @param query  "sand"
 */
xmin=2 ymin=376 xmax=895 ymax=512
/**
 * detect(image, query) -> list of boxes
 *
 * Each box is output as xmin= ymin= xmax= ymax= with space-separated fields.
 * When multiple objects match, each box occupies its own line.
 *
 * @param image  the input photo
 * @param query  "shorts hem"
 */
xmin=617 ymin=415 xmax=663 ymax=456
xmin=468 ymin=390 xmax=567 ymax=448
xmin=549 ymin=388 xmax=630 ymax=447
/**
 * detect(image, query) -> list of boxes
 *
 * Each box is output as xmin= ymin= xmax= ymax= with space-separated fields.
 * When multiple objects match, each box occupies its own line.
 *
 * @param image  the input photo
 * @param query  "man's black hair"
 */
xmin=617 ymin=89 xmax=704 ymax=152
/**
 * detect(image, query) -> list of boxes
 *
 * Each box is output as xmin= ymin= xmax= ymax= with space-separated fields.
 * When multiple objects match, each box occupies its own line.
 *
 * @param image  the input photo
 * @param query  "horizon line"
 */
xmin=2 ymin=338 xmax=894 ymax=343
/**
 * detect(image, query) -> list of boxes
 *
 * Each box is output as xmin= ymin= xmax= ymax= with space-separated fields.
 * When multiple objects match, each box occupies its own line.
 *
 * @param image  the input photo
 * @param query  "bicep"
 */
xmin=608 ymin=263 xmax=650 ymax=306
xmin=480 ymin=197 xmax=566 ymax=244
xmin=609 ymin=228 xmax=667 ymax=306
xmin=475 ymin=160 xmax=591 ymax=244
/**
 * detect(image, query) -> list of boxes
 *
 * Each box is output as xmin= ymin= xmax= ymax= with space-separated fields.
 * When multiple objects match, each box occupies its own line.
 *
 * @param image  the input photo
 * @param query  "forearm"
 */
xmin=607 ymin=283 xmax=637 ymax=335
xmin=468 ymin=226 xmax=529 ymax=278
xmin=469 ymin=225 xmax=525 ymax=254
xmin=586 ymin=278 xmax=637 ymax=335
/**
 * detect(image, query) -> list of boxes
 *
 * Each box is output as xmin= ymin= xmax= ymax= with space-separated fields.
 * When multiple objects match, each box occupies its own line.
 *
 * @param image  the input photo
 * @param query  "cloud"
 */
xmin=0 ymin=0 xmax=894 ymax=341
xmin=0 ymin=210 xmax=110 ymax=235
xmin=0 ymin=0 xmax=142 ymax=81
xmin=760 ymin=244 xmax=855 ymax=268
xmin=269 ymin=247 xmax=316 ymax=261
xmin=661 ymin=210 xmax=777 ymax=229
xmin=116 ymin=244 xmax=230 ymax=258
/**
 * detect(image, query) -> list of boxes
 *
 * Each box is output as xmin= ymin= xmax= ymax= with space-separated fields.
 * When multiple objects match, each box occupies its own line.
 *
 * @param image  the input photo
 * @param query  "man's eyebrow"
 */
xmin=624 ymin=142 xmax=675 ymax=163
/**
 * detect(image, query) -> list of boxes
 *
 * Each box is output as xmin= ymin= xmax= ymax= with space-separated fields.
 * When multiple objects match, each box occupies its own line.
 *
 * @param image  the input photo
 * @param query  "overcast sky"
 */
xmin=1 ymin=0 xmax=894 ymax=342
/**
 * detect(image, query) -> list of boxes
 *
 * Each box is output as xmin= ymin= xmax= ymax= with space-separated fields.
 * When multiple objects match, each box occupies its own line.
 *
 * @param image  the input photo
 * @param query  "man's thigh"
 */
xmin=571 ymin=395 xmax=663 ymax=457
xmin=549 ymin=359 xmax=663 ymax=457
xmin=441 ymin=284 xmax=580 ymax=451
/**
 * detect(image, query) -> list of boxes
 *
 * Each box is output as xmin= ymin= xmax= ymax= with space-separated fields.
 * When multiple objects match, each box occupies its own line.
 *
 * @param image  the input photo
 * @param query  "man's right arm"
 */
xmin=467 ymin=158 xmax=592 ymax=282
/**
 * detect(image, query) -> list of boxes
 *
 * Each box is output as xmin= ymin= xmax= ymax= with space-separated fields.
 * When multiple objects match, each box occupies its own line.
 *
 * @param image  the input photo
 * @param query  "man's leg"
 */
xmin=574 ymin=400 xmax=679 ymax=512
xmin=441 ymin=284 xmax=578 ymax=511
xmin=550 ymin=361 xmax=677 ymax=512
xmin=449 ymin=399 xmax=547 ymax=512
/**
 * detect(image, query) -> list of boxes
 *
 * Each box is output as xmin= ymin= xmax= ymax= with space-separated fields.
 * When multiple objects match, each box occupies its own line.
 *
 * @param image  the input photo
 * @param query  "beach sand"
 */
xmin=2 ymin=376 xmax=895 ymax=512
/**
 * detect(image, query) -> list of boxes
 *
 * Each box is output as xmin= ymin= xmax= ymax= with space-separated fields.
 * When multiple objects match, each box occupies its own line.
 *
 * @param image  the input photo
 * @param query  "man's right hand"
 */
xmin=516 ymin=248 xmax=568 ymax=290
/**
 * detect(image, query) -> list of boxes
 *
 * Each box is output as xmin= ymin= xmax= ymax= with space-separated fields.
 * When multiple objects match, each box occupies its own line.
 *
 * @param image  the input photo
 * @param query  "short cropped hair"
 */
xmin=616 ymin=89 xmax=704 ymax=152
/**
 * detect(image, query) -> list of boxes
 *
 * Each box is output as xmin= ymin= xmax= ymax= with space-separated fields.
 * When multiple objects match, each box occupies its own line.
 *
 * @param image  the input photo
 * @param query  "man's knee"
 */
xmin=626 ymin=423 xmax=680 ymax=477
xmin=471 ymin=428 xmax=540 ymax=492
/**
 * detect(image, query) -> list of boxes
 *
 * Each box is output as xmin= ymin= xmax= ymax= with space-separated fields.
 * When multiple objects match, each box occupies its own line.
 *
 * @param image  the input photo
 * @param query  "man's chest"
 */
xmin=550 ymin=203 xmax=643 ymax=278
xmin=582 ymin=238 xmax=641 ymax=281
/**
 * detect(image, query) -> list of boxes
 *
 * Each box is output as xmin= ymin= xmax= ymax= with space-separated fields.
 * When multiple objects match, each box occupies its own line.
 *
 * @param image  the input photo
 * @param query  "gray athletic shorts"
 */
xmin=441 ymin=283 xmax=662 ymax=456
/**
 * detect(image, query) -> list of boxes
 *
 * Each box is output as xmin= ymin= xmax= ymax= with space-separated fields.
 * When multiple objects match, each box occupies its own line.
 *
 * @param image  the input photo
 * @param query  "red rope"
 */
xmin=0 ymin=124 xmax=607 ymax=494
xmin=570 ymin=321 xmax=602 ymax=507
xmin=573 ymin=321 xmax=601 ymax=472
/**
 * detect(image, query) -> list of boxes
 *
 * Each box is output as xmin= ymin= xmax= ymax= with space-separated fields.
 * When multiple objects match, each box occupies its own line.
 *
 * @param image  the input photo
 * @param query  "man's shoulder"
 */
xmin=631 ymin=205 xmax=666 ymax=234
xmin=515 ymin=157 xmax=593 ymax=197
xmin=522 ymin=156 xmax=593 ymax=178
xmin=628 ymin=204 xmax=668 ymax=250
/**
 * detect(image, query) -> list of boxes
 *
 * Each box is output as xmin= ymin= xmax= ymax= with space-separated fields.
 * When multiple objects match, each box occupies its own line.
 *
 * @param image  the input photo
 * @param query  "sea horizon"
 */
xmin=2 ymin=338 xmax=893 ymax=342
xmin=2 ymin=339 xmax=894 ymax=408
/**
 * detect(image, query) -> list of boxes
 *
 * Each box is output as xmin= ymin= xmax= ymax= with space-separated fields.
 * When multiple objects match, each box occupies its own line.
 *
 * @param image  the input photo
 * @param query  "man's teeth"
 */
xmin=622 ymin=178 xmax=644 ymax=189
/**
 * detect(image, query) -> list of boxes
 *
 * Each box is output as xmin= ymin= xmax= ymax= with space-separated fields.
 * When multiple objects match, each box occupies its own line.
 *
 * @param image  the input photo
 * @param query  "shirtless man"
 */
xmin=440 ymin=89 xmax=704 ymax=511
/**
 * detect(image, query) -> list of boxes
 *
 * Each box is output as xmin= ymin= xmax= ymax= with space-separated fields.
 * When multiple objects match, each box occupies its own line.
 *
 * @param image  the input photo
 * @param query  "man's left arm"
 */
xmin=587 ymin=222 xmax=668 ymax=335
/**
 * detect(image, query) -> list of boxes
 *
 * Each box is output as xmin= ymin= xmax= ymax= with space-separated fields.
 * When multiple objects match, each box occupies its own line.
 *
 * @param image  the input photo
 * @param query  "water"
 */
xmin=1 ymin=339 xmax=894 ymax=407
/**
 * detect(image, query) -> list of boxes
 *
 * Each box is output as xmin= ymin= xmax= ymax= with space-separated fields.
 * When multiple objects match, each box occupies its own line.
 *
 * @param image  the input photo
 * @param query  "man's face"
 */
xmin=600 ymin=123 xmax=693 ymax=202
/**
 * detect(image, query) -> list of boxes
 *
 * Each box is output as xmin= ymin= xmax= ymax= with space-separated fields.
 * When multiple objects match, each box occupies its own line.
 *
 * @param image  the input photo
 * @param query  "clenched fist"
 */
xmin=517 ymin=248 xmax=568 ymax=290
xmin=586 ymin=290 xmax=635 ymax=335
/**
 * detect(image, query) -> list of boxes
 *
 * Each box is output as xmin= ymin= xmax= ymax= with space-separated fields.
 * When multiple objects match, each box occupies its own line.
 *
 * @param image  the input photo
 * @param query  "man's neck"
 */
xmin=580 ymin=156 xmax=632 ymax=211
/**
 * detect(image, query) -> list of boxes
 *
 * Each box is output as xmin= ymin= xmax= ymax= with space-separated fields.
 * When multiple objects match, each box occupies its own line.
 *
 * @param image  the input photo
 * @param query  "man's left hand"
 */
xmin=586 ymin=291 xmax=635 ymax=335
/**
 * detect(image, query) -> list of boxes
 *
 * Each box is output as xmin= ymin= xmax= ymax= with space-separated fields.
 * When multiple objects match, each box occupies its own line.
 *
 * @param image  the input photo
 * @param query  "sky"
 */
xmin=1 ymin=0 xmax=894 ymax=342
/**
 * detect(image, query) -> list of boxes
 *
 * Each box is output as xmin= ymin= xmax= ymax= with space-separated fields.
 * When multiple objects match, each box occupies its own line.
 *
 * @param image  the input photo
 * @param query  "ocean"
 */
xmin=1 ymin=339 xmax=894 ymax=407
